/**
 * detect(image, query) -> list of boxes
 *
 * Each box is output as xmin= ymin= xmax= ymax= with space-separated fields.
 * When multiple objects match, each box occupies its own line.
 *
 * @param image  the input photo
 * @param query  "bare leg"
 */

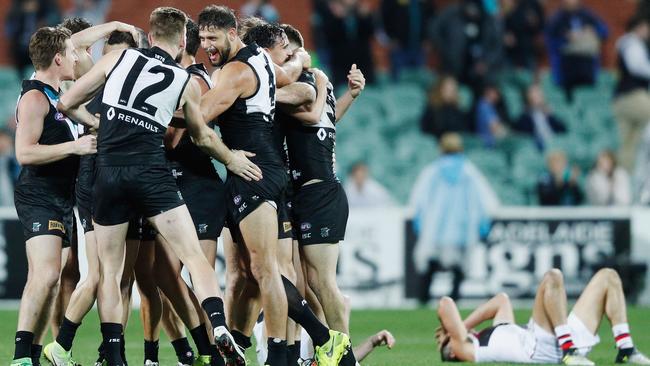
xmin=121 ymin=239 xmax=140 ymax=328
xmin=50 ymin=244 xmax=79 ymax=339
xmin=161 ymin=294 xmax=187 ymax=341
xmin=239 ymin=203 xmax=287 ymax=339
xmin=293 ymin=241 xmax=304 ymax=342
xmin=532 ymin=268 xmax=569 ymax=333
xmin=302 ymin=243 xmax=347 ymax=333
xmin=64 ymin=231 xmax=100 ymax=324
xmin=572 ymin=268 xmax=628 ymax=333
xmin=278 ymin=237 xmax=297 ymax=344
xmin=135 ymin=240 xmax=162 ymax=342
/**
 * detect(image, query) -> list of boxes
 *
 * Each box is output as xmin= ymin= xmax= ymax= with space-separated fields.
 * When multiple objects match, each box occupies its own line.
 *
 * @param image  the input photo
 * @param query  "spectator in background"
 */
xmin=586 ymin=150 xmax=631 ymax=206
xmin=241 ymin=0 xmax=279 ymax=23
xmin=513 ymin=84 xmax=567 ymax=151
xmin=0 ymin=129 xmax=17 ymax=207
xmin=429 ymin=0 xmax=503 ymax=94
xmin=68 ymin=0 xmax=110 ymax=26
xmin=409 ymin=133 xmax=498 ymax=304
xmin=380 ymin=0 xmax=434 ymax=79
xmin=420 ymin=75 xmax=468 ymax=139
xmin=501 ymin=0 xmax=545 ymax=71
xmin=318 ymin=0 xmax=376 ymax=87
xmin=344 ymin=162 xmax=395 ymax=207
xmin=545 ymin=0 xmax=608 ymax=101
xmin=537 ymin=150 xmax=584 ymax=206
xmin=5 ymin=0 xmax=61 ymax=80
xmin=613 ymin=17 xmax=650 ymax=173
xmin=476 ymin=84 xmax=508 ymax=148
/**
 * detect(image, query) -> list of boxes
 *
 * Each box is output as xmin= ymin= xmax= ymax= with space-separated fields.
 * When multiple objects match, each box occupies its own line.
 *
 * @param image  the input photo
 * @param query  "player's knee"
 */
xmin=495 ymin=292 xmax=510 ymax=304
xmin=250 ymin=260 xmax=274 ymax=282
xmin=544 ymin=268 xmax=564 ymax=286
xmin=438 ymin=296 xmax=455 ymax=309
xmin=39 ymin=268 xmax=62 ymax=292
xmin=599 ymin=268 xmax=622 ymax=287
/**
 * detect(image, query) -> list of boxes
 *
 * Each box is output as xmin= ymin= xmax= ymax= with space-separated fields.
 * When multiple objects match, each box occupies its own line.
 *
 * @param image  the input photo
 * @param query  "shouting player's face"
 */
xmin=266 ymin=32 xmax=292 ymax=66
xmin=200 ymin=26 xmax=232 ymax=67
xmin=59 ymin=39 xmax=78 ymax=81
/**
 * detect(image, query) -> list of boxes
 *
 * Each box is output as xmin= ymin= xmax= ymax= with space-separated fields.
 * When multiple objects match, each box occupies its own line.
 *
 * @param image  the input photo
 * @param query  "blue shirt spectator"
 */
xmin=476 ymin=85 xmax=507 ymax=148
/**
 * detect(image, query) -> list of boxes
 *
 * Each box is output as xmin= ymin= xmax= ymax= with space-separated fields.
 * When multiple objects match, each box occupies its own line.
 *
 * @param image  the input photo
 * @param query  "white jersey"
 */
xmin=472 ymin=324 xmax=537 ymax=363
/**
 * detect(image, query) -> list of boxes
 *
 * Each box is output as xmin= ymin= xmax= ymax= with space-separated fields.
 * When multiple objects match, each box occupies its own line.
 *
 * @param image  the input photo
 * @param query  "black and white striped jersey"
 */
xmin=285 ymin=82 xmax=338 ymax=187
xmin=15 ymin=79 xmax=80 ymax=190
xmin=218 ymin=43 xmax=284 ymax=168
xmin=97 ymin=47 xmax=190 ymax=166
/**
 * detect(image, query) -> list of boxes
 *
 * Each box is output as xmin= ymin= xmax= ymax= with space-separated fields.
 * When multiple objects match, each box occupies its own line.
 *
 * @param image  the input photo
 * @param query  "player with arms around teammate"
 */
xmin=280 ymin=24 xmax=366 ymax=365
xmin=58 ymin=7 xmax=261 ymax=366
xmin=436 ymin=268 xmax=650 ymax=365
xmin=11 ymin=26 xmax=97 ymax=366
xmin=197 ymin=6 xmax=350 ymax=366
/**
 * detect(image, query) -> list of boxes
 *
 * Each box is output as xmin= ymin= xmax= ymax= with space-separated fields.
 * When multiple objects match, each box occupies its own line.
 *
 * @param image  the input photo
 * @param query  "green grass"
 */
xmin=0 ymin=307 xmax=648 ymax=365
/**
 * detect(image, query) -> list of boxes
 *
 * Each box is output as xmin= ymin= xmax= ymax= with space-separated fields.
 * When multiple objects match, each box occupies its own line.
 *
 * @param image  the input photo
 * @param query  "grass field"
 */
xmin=0 ymin=307 xmax=648 ymax=365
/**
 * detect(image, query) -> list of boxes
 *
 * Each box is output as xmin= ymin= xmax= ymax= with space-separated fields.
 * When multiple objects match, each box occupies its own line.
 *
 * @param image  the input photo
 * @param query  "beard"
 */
xmin=215 ymin=39 xmax=232 ymax=67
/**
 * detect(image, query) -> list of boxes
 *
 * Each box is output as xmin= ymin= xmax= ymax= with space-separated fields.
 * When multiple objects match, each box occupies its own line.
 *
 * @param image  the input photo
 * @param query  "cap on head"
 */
xmin=29 ymin=26 xmax=72 ymax=70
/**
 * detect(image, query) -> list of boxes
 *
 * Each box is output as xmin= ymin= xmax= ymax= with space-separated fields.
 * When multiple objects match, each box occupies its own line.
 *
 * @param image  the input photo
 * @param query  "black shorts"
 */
xmin=293 ymin=180 xmax=349 ymax=245
xmin=15 ymin=185 xmax=75 ymax=247
xmin=176 ymin=171 xmax=226 ymax=241
xmin=76 ymin=155 xmax=95 ymax=233
xmin=224 ymin=165 xmax=288 ymax=233
xmin=93 ymin=165 xmax=184 ymax=226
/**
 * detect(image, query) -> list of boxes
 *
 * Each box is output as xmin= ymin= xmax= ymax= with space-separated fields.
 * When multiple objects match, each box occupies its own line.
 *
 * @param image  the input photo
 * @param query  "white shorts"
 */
xmin=529 ymin=312 xmax=601 ymax=363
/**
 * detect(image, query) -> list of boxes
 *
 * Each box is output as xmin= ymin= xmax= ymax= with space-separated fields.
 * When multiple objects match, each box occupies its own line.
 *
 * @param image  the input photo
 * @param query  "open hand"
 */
xmin=226 ymin=150 xmax=263 ymax=181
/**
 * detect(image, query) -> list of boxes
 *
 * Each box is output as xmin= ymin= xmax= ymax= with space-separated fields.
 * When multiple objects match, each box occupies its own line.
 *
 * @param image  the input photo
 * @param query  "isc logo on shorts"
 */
xmin=48 ymin=220 xmax=65 ymax=233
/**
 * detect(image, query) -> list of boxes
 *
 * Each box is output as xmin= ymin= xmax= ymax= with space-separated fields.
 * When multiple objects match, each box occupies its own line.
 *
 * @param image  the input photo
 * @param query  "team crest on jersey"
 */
xmin=198 ymin=224 xmax=208 ymax=234
xmin=48 ymin=220 xmax=65 ymax=233
xmin=54 ymin=112 xmax=66 ymax=121
xmin=32 ymin=222 xmax=41 ymax=232
xmin=317 ymin=128 xmax=327 ymax=141
xmin=234 ymin=195 xmax=242 ymax=205
xmin=301 ymin=222 xmax=311 ymax=232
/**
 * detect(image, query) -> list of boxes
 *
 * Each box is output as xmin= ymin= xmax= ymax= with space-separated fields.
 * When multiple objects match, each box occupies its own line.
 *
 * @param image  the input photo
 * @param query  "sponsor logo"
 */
xmin=171 ymin=169 xmax=183 ymax=178
xmin=54 ymin=112 xmax=66 ymax=121
xmin=321 ymin=227 xmax=330 ymax=238
xmin=292 ymin=170 xmax=301 ymax=181
xmin=177 ymin=191 xmax=183 ymax=201
xmin=48 ymin=220 xmax=65 ymax=233
xmin=32 ymin=222 xmax=41 ymax=232
xmin=301 ymin=299 xmax=307 ymax=306
xmin=283 ymin=222 xmax=292 ymax=233
xmin=108 ymin=338 xmax=120 ymax=343
xmin=317 ymin=128 xmax=326 ymax=141
xmin=252 ymin=195 xmax=259 ymax=201
xmin=238 ymin=202 xmax=248 ymax=213
xmin=107 ymin=107 xmax=115 ymax=120
xmin=301 ymin=222 xmax=311 ymax=232
xmin=234 ymin=195 xmax=242 ymax=205
xmin=302 ymin=233 xmax=312 ymax=239
xmin=81 ymin=219 xmax=87 ymax=229
xmin=198 ymin=224 xmax=208 ymax=234
xmin=116 ymin=112 xmax=159 ymax=133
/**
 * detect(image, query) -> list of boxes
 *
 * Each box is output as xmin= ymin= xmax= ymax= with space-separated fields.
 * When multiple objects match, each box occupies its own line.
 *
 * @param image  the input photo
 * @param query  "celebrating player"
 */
xmin=58 ymin=7 xmax=261 ymax=366
xmin=436 ymin=268 xmax=650 ymax=365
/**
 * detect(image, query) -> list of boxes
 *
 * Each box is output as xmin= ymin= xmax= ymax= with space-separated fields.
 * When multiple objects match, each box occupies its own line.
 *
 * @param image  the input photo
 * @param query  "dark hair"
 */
xmin=185 ymin=19 xmax=200 ymax=57
xmin=29 ymin=26 xmax=72 ymax=70
xmin=136 ymin=28 xmax=150 ymax=48
xmin=239 ymin=16 xmax=266 ymax=38
xmin=627 ymin=16 xmax=649 ymax=32
xmin=242 ymin=23 xmax=284 ymax=49
xmin=60 ymin=17 xmax=93 ymax=34
xmin=150 ymin=7 xmax=187 ymax=44
xmin=280 ymin=23 xmax=303 ymax=47
xmin=106 ymin=31 xmax=138 ymax=48
xmin=198 ymin=5 xmax=237 ymax=31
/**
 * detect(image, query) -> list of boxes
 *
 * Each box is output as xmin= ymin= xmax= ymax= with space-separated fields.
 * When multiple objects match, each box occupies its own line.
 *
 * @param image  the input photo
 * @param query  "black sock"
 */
xmin=190 ymin=324 xmax=213 ymax=356
xmin=13 ymin=331 xmax=34 ymax=360
xmin=339 ymin=348 xmax=358 ymax=366
xmin=100 ymin=323 xmax=123 ymax=366
xmin=201 ymin=297 xmax=227 ymax=330
xmin=56 ymin=317 xmax=81 ymax=351
xmin=287 ymin=343 xmax=300 ymax=366
xmin=231 ymin=330 xmax=252 ymax=350
xmin=281 ymin=276 xmax=330 ymax=347
xmin=120 ymin=334 xmax=128 ymax=366
xmin=171 ymin=337 xmax=195 ymax=365
xmin=265 ymin=338 xmax=288 ymax=366
xmin=144 ymin=339 xmax=159 ymax=362
xmin=96 ymin=341 xmax=105 ymax=362
xmin=31 ymin=344 xmax=42 ymax=365
xmin=209 ymin=344 xmax=225 ymax=366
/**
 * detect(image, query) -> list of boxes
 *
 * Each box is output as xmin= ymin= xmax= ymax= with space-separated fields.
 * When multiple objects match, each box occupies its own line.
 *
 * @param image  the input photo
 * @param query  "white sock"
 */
xmin=613 ymin=323 xmax=634 ymax=350
xmin=300 ymin=328 xmax=314 ymax=359
xmin=554 ymin=324 xmax=575 ymax=352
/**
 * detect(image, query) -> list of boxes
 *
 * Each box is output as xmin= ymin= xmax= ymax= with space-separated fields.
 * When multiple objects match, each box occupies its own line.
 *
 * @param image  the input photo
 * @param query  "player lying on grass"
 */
xmin=436 ymin=268 xmax=650 ymax=365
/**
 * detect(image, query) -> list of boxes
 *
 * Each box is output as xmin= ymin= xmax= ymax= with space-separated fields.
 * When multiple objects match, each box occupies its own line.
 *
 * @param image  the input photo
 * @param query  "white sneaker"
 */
xmin=627 ymin=350 xmax=650 ymax=365
xmin=563 ymin=352 xmax=595 ymax=366
xmin=144 ymin=361 xmax=159 ymax=366
xmin=214 ymin=326 xmax=247 ymax=365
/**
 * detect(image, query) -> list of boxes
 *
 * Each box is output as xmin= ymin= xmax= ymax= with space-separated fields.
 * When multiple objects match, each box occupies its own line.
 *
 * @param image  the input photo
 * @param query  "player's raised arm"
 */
xmin=71 ymin=21 xmax=139 ymax=50
xmin=16 ymin=92 xmax=96 ymax=166
xmin=336 ymin=64 xmax=366 ymax=122
xmin=462 ymin=293 xmax=515 ymax=330
xmin=183 ymin=78 xmax=262 ymax=181
xmin=201 ymin=61 xmax=256 ymax=122
xmin=437 ymin=297 xmax=475 ymax=362
xmin=274 ymin=47 xmax=310 ymax=87
xmin=276 ymin=81 xmax=316 ymax=106
xmin=58 ymin=49 xmax=123 ymax=126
